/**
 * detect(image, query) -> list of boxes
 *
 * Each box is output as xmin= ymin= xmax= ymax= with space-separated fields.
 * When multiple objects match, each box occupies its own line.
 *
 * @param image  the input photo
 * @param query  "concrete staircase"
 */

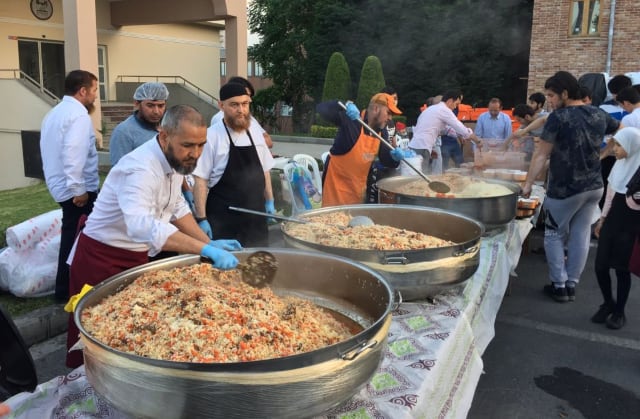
xmin=101 ymin=102 xmax=133 ymax=150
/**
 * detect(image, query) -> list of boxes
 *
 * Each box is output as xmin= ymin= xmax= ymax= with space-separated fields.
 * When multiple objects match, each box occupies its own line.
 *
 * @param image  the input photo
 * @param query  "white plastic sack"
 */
xmin=0 ymin=234 xmax=59 ymax=297
xmin=0 ymin=209 xmax=62 ymax=297
xmin=6 ymin=209 xmax=62 ymax=250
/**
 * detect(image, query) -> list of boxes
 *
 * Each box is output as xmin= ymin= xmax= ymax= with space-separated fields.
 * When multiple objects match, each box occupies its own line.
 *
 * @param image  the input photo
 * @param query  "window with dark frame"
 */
xmin=569 ymin=0 xmax=600 ymax=36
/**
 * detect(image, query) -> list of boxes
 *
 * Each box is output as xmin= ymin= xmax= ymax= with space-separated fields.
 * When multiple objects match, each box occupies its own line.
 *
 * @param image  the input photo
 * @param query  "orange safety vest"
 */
xmin=322 ymin=126 xmax=380 ymax=207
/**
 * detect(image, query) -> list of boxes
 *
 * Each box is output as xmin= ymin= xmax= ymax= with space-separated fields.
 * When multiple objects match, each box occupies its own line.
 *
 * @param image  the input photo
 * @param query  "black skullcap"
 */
xmin=219 ymin=82 xmax=249 ymax=101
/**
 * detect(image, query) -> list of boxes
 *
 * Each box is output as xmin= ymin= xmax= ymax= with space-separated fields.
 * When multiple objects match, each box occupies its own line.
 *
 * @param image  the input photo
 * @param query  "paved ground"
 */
xmin=7 ymin=138 xmax=640 ymax=416
xmin=468 ymin=230 xmax=640 ymax=419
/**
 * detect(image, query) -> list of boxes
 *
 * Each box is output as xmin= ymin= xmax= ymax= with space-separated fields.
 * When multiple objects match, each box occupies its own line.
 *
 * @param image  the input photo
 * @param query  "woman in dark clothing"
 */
xmin=592 ymin=127 xmax=640 ymax=329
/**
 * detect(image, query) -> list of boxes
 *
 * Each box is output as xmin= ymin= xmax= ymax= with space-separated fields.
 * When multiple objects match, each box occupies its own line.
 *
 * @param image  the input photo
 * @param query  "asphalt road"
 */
xmin=468 ymin=229 xmax=640 ymax=419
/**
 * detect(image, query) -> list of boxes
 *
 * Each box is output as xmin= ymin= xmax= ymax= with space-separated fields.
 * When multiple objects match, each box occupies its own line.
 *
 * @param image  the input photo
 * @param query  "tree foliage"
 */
xmin=355 ymin=56 xmax=386 ymax=109
xmin=248 ymin=0 xmax=534 ymax=127
xmin=321 ymin=52 xmax=351 ymax=102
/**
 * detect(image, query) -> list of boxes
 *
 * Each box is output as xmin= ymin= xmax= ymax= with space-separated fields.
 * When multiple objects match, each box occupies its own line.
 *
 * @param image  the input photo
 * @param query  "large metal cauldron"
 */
xmin=74 ymin=249 xmax=394 ymax=419
xmin=281 ymin=204 xmax=484 ymax=300
xmin=377 ymin=176 xmax=519 ymax=229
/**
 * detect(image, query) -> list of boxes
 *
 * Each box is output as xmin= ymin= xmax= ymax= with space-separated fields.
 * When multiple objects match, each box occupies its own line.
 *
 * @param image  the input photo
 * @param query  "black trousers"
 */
xmin=55 ymin=192 xmax=97 ymax=301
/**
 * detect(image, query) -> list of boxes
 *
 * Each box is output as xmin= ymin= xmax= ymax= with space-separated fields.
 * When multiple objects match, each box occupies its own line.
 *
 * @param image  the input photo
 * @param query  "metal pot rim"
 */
xmin=74 ymin=250 xmax=394 ymax=373
xmin=280 ymin=204 xmax=485 ymax=264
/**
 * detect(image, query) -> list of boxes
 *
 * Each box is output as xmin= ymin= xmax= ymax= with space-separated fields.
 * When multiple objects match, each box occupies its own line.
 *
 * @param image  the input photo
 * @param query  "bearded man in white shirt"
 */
xmin=193 ymin=82 xmax=275 ymax=247
xmin=65 ymin=105 xmax=240 ymax=368
xmin=40 ymin=70 xmax=100 ymax=302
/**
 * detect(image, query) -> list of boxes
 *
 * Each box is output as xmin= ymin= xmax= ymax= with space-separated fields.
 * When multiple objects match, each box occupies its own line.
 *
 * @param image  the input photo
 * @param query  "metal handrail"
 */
xmin=0 ymin=68 xmax=60 ymax=103
xmin=116 ymin=75 xmax=218 ymax=105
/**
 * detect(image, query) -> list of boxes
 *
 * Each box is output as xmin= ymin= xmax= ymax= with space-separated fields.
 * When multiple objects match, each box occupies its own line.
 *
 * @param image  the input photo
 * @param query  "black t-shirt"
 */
xmin=541 ymin=105 xmax=619 ymax=199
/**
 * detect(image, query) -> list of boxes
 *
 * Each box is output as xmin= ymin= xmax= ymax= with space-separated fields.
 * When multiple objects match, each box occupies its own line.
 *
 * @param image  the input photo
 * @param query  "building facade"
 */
xmin=528 ymin=0 xmax=640 ymax=94
xmin=0 ymin=0 xmax=248 ymax=190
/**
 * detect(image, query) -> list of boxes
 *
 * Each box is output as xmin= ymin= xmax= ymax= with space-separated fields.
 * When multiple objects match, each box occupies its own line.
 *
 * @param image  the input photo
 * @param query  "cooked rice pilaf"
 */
xmin=81 ymin=263 xmax=355 ymax=363
xmin=400 ymin=174 xmax=513 ymax=198
xmin=285 ymin=212 xmax=455 ymax=250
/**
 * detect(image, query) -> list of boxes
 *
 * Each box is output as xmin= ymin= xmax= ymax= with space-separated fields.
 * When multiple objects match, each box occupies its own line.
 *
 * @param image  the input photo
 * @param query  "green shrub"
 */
xmin=310 ymin=125 xmax=338 ymax=138
xmin=322 ymin=52 xmax=351 ymax=103
xmin=355 ymin=56 xmax=386 ymax=110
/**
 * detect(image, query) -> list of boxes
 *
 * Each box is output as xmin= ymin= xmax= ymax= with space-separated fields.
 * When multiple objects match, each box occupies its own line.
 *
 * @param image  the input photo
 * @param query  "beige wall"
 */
xmin=0 ymin=0 xmax=222 ymax=102
xmin=0 ymin=80 xmax=52 ymax=190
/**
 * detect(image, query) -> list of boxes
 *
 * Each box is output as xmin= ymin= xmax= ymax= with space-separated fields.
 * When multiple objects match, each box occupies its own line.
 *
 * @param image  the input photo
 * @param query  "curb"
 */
xmin=14 ymin=304 xmax=68 ymax=347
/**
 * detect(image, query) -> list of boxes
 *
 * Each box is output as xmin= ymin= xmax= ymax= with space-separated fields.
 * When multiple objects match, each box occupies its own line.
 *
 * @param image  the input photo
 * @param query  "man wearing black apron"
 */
xmin=193 ymin=82 xmax=275 ymax=247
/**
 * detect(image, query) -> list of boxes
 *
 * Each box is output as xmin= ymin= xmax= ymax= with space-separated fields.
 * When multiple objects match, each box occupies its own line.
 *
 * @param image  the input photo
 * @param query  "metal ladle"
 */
xmin=201 ymin=250 xmax=278 ymax=289
xmin=228 ymin=206 xmax=375 ymax=228
xmin=337 ymin=101 xmax=451 ymax=194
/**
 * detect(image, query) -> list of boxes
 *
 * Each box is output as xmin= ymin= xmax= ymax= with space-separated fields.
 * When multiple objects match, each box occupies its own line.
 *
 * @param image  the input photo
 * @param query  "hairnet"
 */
xmin=133 ymin=82 xmax=169 ymax=101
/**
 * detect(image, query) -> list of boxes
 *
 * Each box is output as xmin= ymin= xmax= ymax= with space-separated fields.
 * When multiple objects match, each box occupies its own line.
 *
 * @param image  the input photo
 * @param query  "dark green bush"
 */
xmin=310 ymin=125 xmax=338 ymax=138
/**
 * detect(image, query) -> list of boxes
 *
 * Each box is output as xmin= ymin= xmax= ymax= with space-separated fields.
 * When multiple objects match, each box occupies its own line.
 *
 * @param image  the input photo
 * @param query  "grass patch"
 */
xmin=0 ymin=292 xmax=58 ymax=317
xmin=0 ymin=181 xmax=58 ymax=248
xmin=0 ymin=174 xmax=107 ymax=313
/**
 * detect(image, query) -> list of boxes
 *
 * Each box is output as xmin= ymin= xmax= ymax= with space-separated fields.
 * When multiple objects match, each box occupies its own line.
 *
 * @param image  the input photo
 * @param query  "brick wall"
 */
xmin=527 ymin=0 xmax=640 ymax=97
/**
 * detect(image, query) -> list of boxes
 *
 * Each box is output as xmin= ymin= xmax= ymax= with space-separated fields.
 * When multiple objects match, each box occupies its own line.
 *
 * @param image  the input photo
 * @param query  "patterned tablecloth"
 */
xmin=2 ymin=219 xmax=534 ymax=419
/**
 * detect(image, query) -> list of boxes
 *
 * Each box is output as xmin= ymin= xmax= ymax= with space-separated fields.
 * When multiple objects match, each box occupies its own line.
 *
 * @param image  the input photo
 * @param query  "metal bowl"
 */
xmin=281 ymin=204 xmax=484 ymax=300
xmin=74 ymin=249 xmax=394 ymax=419
xmin=377 ymin=176 xmax=519 ymax=229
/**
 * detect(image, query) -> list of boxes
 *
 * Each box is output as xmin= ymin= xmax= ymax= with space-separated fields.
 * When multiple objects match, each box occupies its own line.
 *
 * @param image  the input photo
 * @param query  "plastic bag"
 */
xmin=0 ymin=209 xmax=62 ymax=297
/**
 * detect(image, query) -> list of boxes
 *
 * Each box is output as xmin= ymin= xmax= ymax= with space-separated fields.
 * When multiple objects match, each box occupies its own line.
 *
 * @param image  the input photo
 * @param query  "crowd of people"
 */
xmin=38 ymin=71 xmax=275 ymax=368
xmin=28 ymin=66 xmax=640 ymax=379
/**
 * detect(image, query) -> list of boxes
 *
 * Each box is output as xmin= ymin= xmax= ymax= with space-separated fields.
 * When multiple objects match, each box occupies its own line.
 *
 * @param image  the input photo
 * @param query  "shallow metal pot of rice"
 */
xmin=377 ymin=176 xmax=519 ymax=229
xmin=74 ymin=249 xmax=394 ymax=419
xmin=281 ymin=204 xmax=484 ymax=300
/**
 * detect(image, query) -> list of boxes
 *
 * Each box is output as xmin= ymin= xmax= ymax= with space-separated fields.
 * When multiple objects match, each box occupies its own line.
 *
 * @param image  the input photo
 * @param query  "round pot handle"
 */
xmin=340 ymin=340 xmax=379 ymax=361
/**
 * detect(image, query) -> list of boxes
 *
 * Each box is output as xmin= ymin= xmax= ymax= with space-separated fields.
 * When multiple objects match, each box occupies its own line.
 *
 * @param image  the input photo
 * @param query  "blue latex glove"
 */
xmin=345 ymin=102 xmax=360 ymax=120
xmin=390 ymin=147 xmax=405 ymax=162
xmin=265 ymin=199 xmax=276 ymax=214
xmin=200 ymin=244 xmax=238 ymax=270
xmin=198 ymin=219 xmax=213 ymax=239
xmin=209 ymin=239 xmax=242 ymax=251
xmin=182 ymin=190 xmax=195 ymax=213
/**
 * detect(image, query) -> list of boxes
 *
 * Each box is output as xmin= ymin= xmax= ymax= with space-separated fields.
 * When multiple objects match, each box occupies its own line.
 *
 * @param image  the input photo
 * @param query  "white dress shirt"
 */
xmin=194 ymin=119 xmax=275 ymax=188
xmin=79 ymin=138 xmax=191 ymax=257
xmin=40 ymin=96 xmax=99 ymax=202
xmin=409 ymin=102 xmax=473 ymax=152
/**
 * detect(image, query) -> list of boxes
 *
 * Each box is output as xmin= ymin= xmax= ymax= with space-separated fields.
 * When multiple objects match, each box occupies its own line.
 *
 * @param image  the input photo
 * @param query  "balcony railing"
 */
xmin=116 ymin=75 xmax=218 ymax=105
xmin=0 ymin=69 xmax=60 ymax=104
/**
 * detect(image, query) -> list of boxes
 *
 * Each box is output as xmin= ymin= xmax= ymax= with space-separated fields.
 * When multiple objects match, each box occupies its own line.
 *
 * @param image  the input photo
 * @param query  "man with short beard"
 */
xmin=319 ymin=93 xmax=403 ymax=206
xmin=65 ymin=105 xmax=240 ymax=368
xmin=193 ymin=82 xmax=276 ymax=247
xmin=109 ymin=82 xmax=169 ymax=165
xmin=40 ymin=70 xmax=100 ymax=303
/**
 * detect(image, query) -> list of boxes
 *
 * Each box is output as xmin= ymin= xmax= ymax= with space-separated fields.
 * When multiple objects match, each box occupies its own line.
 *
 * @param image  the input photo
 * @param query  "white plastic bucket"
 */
xmin=399 ymin=155 xmax=424 ymax=177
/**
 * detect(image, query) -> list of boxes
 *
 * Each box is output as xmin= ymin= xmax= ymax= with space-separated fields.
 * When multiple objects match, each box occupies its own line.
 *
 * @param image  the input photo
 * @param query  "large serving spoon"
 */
xmin=228 ymin=206 xmax=374 ymax=228
xmin=337 ymin=101 xmax=451 ymax=194
xmin=201 ymin=251 xmax=278 ymax=289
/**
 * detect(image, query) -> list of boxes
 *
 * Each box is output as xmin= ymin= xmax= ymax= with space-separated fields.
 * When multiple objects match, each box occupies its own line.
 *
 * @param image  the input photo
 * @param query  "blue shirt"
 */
xmin=474 ymin=111 xmax=512 ymax=140
xmin=109 ymin=112 xmax=158 ymax=165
